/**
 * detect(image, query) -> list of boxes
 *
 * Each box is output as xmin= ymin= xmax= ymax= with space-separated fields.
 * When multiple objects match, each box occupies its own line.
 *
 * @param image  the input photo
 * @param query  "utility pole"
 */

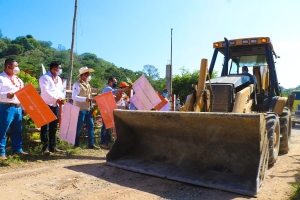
xmin=171 ymin=28 xmax=172 ymax=81
xmin=68 ymin=0 xmax=78 ymax=89
xmin=166 ymin=28 xmax=173 ymax=95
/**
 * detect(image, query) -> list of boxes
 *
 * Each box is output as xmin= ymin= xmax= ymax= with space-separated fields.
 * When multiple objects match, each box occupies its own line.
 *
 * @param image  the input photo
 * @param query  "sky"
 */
xmin=0 ymin=0 xmax=299 ymax=88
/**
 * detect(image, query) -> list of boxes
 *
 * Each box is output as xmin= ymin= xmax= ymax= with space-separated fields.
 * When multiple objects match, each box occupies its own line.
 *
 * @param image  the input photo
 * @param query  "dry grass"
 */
xmin=0 ymin=132 xmax=109 ymax=169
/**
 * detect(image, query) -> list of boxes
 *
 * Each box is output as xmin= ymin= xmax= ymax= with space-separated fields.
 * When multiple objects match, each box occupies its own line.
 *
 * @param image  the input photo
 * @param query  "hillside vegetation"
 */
xmin=0 ymin=32 xmax=295 ymax=100
xmin=0 ymin=33 xmax=212 ymax=101
xmin=0 ymin=33 xmax=165 ymax=92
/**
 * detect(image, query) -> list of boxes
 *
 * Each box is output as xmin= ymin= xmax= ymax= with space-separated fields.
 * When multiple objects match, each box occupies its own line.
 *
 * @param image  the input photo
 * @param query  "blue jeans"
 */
xmin=0 ymin=104 xmax=23 ymax=156
xmin=40 ymin=105 xmax=58 ymax=152
xmin=75 ymin=110 xmax=95 ymax=146
xmin=100 ymin=121 xmax=111 ymax=145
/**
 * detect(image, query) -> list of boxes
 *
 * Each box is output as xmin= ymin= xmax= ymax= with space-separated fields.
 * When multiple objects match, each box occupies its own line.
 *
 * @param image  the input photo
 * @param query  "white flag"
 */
xmin=42 ymin=64 xmax=46 ymax=75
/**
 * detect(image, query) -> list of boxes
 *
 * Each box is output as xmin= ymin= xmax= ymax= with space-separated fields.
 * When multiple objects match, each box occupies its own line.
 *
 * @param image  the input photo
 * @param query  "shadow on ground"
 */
xmin=0 ymin=151 xmax=106 ymax=168
xmin=66 ymin=162 xmax=253 ymax=200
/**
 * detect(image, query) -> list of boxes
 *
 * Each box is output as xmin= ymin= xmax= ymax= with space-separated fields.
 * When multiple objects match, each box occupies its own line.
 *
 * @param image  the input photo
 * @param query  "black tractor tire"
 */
xmin=265 ymin=112 xmax=280 ymax=165
xmin=279 ymin=107 xmax=292 ymax=154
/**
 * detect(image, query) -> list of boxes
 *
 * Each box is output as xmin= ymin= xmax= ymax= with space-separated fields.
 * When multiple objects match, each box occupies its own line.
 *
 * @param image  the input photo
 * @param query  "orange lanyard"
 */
xmin=9 ymin=76 xmax=22 ymax=89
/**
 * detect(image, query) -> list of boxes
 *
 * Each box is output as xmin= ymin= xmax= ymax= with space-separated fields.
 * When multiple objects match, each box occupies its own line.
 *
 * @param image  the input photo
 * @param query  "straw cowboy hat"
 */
xmin=78 ymin=66 xmax=94 ymax=76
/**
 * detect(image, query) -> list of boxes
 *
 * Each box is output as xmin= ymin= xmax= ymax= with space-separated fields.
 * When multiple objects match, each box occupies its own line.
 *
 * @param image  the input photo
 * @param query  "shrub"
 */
xmin=18 ymin=70 xmax=39 ymax=88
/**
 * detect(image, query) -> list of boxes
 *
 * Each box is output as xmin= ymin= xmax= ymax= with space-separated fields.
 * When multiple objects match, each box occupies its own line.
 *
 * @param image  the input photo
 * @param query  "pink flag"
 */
xmin=131 ymin=75 xmax=161 ymax=110
xmin=58 ymin=103 xmax=80 ymax=144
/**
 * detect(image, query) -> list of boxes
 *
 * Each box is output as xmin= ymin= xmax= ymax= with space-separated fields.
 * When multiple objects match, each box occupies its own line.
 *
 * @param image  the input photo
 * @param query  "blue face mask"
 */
xmin=112 ymin=82 xmax=117 ymax=88
xmin=176 ymin=100 xmax=180 ymax=104
xmin=162 ymin=93 xmax=167 ymax=97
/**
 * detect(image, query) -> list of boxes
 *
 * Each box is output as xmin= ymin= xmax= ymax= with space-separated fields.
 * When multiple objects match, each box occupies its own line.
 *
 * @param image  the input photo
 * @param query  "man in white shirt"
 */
xmin=0 ymin=58 xmax=28 ymax=160
xmin=39 ymin=61 xmax=64 ymax=155
xmin=72 ymin=66 xmax=99 ymax=149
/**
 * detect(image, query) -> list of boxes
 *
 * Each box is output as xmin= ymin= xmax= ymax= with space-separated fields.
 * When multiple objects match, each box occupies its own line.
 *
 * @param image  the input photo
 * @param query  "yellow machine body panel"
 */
xmin=291 ymin=91 xmax=300 ymax=125
xmin=273 ymin=97 xmax=288 ymax=115
xmin=232 ymin=84 xmax=254 ymax=113
xmin=291 ymin=91 xmax=300 ymax=113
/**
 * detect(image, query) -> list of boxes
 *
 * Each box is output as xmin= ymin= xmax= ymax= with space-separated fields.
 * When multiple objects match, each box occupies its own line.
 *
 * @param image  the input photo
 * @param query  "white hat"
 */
xmin=78 ymin=66 xmax=94 ymax=76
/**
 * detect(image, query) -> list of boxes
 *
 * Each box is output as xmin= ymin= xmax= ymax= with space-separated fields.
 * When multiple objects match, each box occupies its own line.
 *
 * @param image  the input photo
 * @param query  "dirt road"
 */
xmin=1 ymin=127 xmax=300 ymax=200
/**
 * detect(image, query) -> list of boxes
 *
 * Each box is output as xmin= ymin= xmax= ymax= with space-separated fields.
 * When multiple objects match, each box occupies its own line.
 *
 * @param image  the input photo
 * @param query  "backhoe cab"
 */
xmin=209 ymin=37 xmax=283 ymax=113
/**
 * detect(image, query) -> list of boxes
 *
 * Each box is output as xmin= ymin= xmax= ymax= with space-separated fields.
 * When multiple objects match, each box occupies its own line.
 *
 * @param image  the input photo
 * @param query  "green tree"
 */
xmin=1 ymin=37 xmax=11 ymax=45
xmin=39 ymin=40 xmax=52 ymax=48
xmin=12 ymin=36 xmax=40 ymax=51
xmin=151 ymin=78 xmax=165 ymax=93
xmin=140 ymin=65 xmax=163 ymax=92
xmin=82 ymin=53 xmax=98 ymax=62
xmin=104 ymin=67 xmax=122 ymax=81
xmin=27 ymin=38 xmax=41 ymax=49
xmin=1 ymin=34 xmax=148 ymax=92
xmin=25 ymin=49 xmax=45 ymax=64
xmin=118 ymin=67 xmax=139 ymax=83
xmin=142 ymin=65 xmax=160 ymax=80
xmin=12 ymin=36 xmax=33 ymax=51
xmin=0 ymin=38 xmax=8 ymax=52
xmin=172 ymin=67 xmax=218 ymax=102
xmin=57 ymin=44 xmax=66 ymax=51
xmin=18 ymin=70 xmax=39 ymax=88
xmin=55 ymin=50 xmax=70 ymax=62
xmin=5 ymin=44 xmax=24 ymax=55
xmin=135 ymin=71 xmax=144 ymax=78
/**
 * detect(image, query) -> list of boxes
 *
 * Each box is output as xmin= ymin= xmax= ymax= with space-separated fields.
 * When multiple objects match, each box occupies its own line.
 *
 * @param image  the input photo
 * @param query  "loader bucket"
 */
xmin=106 ymin=110 xmax=269 ymax=196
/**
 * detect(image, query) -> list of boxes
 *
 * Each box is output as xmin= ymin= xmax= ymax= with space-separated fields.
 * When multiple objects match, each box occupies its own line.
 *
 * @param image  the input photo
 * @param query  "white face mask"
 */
xmin=13 ymin=67 xmax=20 ymax=75
xmin=57 ymin=69 xmax=62 ymax=76
xmin=86 ymin=76 xmax=92 ymax=82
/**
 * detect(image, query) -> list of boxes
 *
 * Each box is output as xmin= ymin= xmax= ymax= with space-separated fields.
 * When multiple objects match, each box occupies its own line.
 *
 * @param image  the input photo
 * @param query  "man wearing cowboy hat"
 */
xmin=72 ymin=66 xmax=100 ymax=149
xmin=39 ymin=61 xmax=65 ymax=155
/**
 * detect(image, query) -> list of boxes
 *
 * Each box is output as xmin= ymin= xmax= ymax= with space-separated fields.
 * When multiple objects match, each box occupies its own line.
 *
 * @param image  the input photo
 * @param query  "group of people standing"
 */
xmin=0 ymin=58 xmax=128 ymax=160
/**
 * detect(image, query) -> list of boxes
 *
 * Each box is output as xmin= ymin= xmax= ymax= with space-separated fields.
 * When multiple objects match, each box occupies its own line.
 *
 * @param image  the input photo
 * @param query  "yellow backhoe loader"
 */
xmin=105 ymin=37 xmax=294 ymax=196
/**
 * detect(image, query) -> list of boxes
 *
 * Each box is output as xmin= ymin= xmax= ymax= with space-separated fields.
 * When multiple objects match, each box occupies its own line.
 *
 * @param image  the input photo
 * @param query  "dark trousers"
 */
xmin=40 ymin=105 xmax=58 ymax=151
xmin=100 ymin=121 xmax=111 ymax=145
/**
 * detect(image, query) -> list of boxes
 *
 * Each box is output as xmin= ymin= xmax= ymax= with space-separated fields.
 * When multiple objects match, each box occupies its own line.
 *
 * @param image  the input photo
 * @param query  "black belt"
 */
xmin=0 ymin=102 xmax=21 ymax=108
